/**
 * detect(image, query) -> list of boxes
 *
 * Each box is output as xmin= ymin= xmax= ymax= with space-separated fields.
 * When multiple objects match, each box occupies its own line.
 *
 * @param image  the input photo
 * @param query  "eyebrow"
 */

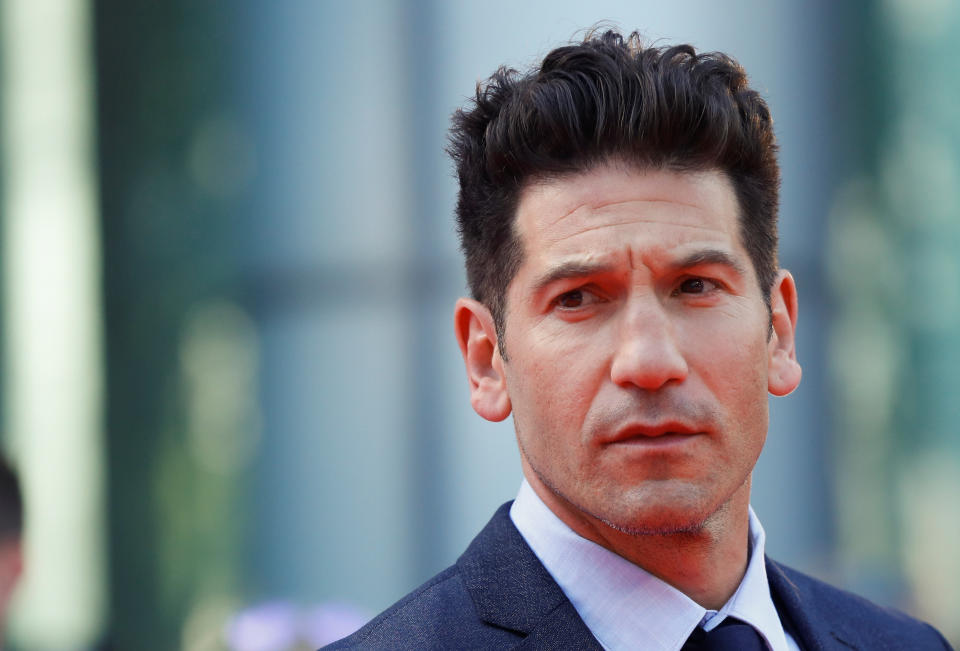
xmin=674 ymin=249 xmax=748 ymax=277
xmin=531 ymin=248 xmax=748 ymax=295
xmin=531 ymin=260 xmax=618 ymax=296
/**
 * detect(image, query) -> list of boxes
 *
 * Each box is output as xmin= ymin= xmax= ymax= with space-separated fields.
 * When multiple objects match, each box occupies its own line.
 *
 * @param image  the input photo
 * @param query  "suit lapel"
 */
xmin=457 ymin=502 xmax=602 ymax=649
xmin=766 ymin=557 xmax=833 ymax=650
xmin=767 ymin=557 xmax=869 ymax=651
xmin=513 ymin=599 xmax=603 ymax=650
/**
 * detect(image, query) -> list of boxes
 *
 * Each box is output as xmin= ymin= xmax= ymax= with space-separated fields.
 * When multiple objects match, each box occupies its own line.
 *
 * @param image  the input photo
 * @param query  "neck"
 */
xmin=524 ymin=469 xmax=752 ymax=610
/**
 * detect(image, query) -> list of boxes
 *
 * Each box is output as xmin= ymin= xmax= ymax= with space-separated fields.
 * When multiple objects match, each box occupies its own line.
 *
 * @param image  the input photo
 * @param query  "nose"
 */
xmin=609 ymin=298 xmax=688 ymax=390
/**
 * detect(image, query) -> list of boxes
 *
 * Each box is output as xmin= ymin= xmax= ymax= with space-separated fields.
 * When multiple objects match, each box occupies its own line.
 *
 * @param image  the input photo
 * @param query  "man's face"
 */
xmin=469 ymin=164 xmax=800 ymax=537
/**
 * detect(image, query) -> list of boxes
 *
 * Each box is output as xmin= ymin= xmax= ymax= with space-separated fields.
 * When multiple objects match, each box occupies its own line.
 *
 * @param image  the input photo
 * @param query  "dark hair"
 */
xmin=448 ymin=29 xmax=780 ymax=353
xmin=0 ymin=457 xmax=21 ymax=541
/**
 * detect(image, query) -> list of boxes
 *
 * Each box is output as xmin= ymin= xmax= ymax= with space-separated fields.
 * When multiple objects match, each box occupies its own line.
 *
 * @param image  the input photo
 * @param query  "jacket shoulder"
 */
xmin=322 ymin=564 xmax=520 ymax=650
xmin=769 ymin=560 xmax=952 ymax=650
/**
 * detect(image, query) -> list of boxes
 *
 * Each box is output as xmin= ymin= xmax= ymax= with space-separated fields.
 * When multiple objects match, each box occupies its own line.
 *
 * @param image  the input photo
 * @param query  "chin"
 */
xmin=590 ymin=487 xmax=724 ymax=537
xmin=597 ymin=509 xmax=710 ymax=536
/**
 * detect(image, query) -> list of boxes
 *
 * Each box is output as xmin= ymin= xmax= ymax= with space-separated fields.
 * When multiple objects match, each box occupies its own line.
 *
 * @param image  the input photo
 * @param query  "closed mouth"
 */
xmin=609 ymin=431 xmax=701 ymax=446
xmin=605 ymin=423 xmax=703 ymax=445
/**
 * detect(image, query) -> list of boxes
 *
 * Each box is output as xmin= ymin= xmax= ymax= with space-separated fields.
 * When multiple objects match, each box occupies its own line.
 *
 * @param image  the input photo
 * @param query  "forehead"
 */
xmin=513 ymin=165 xmax=743 ymax=264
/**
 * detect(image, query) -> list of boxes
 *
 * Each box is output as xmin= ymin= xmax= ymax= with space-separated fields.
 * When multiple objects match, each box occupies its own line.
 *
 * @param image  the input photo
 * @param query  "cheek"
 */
xmin=709 ymin=346 xmax=770 ymax=432
xmin=510 ymin=357 xmax=579 ymax=419
xmin=682 ymin=318 xmax=770 ymax=440
xmin=682 ymin=310 xmax=769 ymax=382
xmin=506 ymin=340 xmax=604 ymax=430
xmin=722 ymin=358 xmax=770 ymax=459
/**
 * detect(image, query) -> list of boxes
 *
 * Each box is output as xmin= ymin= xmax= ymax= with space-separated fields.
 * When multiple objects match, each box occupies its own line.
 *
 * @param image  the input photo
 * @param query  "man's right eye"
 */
xmin=556 ymin=290 xmax=585 ymax=308
xmin=556 ymin=288 xmax=608 ymax=310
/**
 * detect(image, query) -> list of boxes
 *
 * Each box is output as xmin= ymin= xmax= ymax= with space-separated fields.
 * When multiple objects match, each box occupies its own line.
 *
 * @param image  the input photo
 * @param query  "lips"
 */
xmin=604 ymin=422 xmax=703 ymax=444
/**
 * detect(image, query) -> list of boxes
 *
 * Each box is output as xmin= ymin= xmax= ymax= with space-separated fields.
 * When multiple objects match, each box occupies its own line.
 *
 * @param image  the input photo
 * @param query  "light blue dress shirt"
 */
xmin=510 ymin=479 xmax=801 ymax=651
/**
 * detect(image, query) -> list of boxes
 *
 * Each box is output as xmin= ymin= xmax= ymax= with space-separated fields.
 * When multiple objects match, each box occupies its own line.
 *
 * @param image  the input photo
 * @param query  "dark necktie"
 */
xmin=680 ymin=617 xmax=767 ymax=650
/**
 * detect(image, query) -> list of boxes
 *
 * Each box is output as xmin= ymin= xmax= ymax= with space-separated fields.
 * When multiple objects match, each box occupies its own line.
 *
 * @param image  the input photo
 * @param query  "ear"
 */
xmin=454 ymin=297 xmax=512 ymax=421
xmin=767 ymin=269 xmax=802 ymax=396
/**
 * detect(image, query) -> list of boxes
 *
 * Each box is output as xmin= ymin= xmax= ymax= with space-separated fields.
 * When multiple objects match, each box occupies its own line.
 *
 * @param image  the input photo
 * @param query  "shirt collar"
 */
xmin=509 ymin=479 xmax=791 ymax=651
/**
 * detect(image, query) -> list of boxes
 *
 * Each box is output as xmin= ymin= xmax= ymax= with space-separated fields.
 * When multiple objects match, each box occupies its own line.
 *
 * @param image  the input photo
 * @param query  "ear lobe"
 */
xmin=767 ymin=270 xmax=802 ymax=396
xmin=454 ymin=297 xmax=512 ymax=422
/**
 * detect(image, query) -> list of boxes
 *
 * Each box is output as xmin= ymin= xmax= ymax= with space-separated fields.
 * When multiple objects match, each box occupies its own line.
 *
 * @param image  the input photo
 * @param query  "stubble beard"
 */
xmin=518 ymin=437 xmax=722 ymax=538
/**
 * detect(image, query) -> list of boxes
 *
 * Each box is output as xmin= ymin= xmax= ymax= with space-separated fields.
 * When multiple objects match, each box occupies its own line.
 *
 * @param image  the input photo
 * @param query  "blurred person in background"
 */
xmin=327 ymin=29 xmax=950 ymax=650
xmin=0 ymin=457 xmax=22 ymax=649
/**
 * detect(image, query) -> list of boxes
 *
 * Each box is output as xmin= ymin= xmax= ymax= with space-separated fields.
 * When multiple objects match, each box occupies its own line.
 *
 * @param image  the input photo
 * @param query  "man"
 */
xmin=0 ymin=457 xmax=22 ymax=650
xmin=327 ymin=29 xmax=951 ymax=650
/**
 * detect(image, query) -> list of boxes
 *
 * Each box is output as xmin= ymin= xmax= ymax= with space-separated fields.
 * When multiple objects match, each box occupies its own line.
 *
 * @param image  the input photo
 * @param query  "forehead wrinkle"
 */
xmin=595 ymin=196 xmax=719 ymax=213
xmin=546 ymin=217 xmax=729 ymax=248
xmin=541 ymin=196 xmax=715 ymax=231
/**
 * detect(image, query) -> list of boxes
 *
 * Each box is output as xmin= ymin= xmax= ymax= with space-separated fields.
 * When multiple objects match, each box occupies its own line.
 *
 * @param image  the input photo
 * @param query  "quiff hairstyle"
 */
xmin=448 ymin=29 xmax=780 ymax=355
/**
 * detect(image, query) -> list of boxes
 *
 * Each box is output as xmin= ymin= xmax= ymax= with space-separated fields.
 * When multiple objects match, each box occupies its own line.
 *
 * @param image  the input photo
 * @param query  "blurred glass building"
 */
xmin=0 ymin=0 xmax=957 ymax=648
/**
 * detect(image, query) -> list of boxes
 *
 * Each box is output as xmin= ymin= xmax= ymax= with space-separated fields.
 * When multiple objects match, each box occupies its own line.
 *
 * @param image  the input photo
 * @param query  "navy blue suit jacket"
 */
xmin=326 ymin=502 xmax=951 ymax=650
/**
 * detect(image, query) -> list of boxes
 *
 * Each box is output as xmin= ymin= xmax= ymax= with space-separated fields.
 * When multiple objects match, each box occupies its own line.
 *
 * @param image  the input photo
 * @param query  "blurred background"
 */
xmin=0 ymin=0 xmax=957 ymax=649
